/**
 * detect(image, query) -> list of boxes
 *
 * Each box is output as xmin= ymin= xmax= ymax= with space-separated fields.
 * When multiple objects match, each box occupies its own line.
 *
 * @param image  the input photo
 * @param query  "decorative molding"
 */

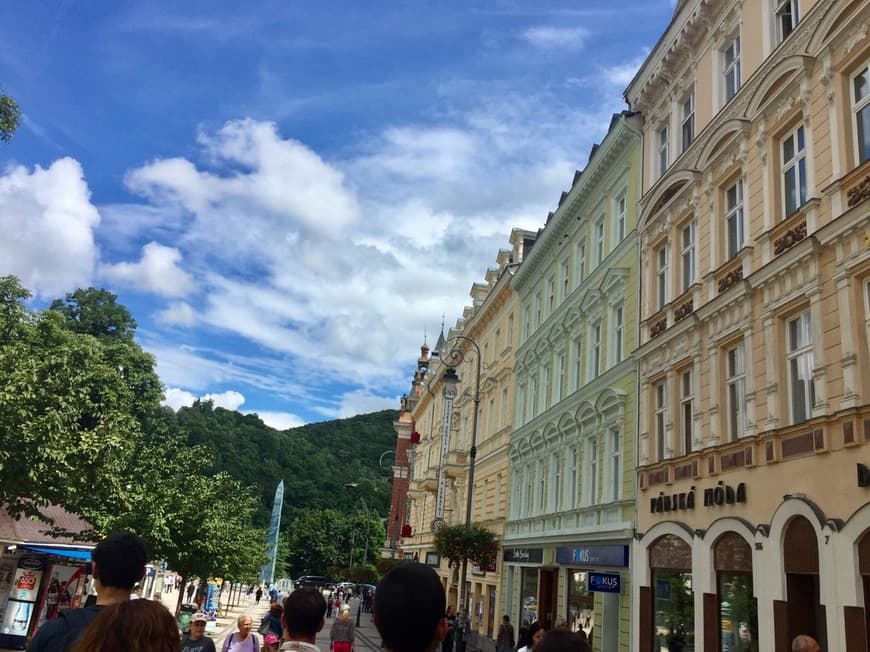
xmin=674 ymin=299 xmax=695 ymax=322
xmin=650 ymin=318 xmax=668 ymax=339
xmin=774 ymin=222 xmax=808 ymax=255
xmin=844 ymin=20 xmax=868 ymax=54
xmin=718 ymin=268 xmax=743 ymax=293
xmin=847 ymin=176 xmax=870 ymax=207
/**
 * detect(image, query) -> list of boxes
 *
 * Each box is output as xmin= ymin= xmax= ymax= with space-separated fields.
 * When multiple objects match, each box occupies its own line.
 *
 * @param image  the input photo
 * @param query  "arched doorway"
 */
xmin=713 ymin=532 xmax=757 ymax=651
xmin=649 ymin=534 xmax=694 ymax=652
xmin=783 ymin=515 xmax=825 ymax=646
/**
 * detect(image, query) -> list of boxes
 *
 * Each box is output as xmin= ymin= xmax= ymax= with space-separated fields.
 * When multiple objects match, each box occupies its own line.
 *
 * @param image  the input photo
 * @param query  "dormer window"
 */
xmin=776 ymin=0 xmax=799 ymax=42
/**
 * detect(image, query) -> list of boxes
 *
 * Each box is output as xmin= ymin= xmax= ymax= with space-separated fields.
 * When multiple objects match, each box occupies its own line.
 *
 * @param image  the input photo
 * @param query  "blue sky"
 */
xmin=0 ymin=0 xmax=675 ymax=428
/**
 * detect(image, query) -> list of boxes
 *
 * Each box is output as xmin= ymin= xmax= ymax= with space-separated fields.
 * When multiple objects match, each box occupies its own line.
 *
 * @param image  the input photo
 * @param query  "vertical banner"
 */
xmin=435 ymin=391 xmax=455 ymax=521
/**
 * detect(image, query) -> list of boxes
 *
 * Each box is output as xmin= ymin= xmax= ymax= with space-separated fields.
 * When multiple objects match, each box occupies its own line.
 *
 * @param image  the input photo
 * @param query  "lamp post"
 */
xmin=437 ymin=335 xmax=481 ymax=619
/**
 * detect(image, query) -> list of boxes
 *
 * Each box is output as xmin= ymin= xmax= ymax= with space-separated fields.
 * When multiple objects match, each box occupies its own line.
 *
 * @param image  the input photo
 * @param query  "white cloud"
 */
xmin=202 ymin=390 xmax=246 ymax=411
xmin=163 ymin=387 xmax=198 ymax=410
xmin=0 ymin=158 xmax=100 ymax=298
xmin=521 ymin=26 xmax=588 ymax=50
xmin=246 ymin=410 xmax=306 ymax=430
xmin=600 ymin=54 xmax=648 ymax=88
xmin=155 ymin=301 xmax=197 ymax=326
xmin=336 ymin=390 xmax=400 ymax=419
xmin=161 ymin=387 xmax=245 ymax=411
xmin=101 ymin=242 xmax=196 ymax=297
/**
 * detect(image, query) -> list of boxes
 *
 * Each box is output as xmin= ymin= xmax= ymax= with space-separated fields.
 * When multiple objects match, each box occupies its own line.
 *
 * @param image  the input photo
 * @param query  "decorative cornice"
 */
xmin=717 ymin=268 xmax=743 ymax=293
xmin=774 ymin=222 xmax=808 ymax=255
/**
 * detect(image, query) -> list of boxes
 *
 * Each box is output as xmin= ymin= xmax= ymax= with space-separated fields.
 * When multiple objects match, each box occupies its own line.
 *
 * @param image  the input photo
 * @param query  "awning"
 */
xmin=19 ymin=545 xmax=93 ymax=560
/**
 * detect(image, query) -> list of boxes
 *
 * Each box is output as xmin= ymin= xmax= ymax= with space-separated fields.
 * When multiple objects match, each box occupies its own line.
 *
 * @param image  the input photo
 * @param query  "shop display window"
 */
xmin=650 ymin=535 xmax=694 ymax=652
xmin=714 ymin=532 xmax=757 ymax=651
xmin=521 ymin=568 xmax=538 ymax=625
xmin=566 ymin=571 xmax=595 ymax=647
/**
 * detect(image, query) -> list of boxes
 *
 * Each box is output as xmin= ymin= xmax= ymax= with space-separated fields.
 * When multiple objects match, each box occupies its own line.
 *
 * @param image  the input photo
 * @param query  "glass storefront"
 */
xmin=520 ymin=568 xmax=538 ymax=625
xmin=715 ymin=533 xmax=757 ymax=652
xmin=650 ymin=535 xmax=695 ymax=652
xmin=566 ymin=570 xmax=595 ymax=645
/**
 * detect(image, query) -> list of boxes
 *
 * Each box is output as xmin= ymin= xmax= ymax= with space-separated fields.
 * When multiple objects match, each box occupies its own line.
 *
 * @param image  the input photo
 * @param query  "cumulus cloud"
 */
xmin=335 ymin=390 xmax=400 ymax=419
xmin=101 ymin=242 xmax=196 ymax=297
xmin=601 ymin=54 xmax=648 ymax=88
xmin=246 ymin=410 xmax=306 ymax=430
xmin=155 ymin=301 xmax=197 ymax=326
xmin=521 ymin=26 xmax=588 ymax=50
xmin=162 ymin=387 xmax=245 ymax=411
xmin=203 ymin=390 xmax=246 ymax=410
xmin=0 ymin=158 xmax=99 ymax=298
xmin=163 ymin=387 xmax=198 ymax=410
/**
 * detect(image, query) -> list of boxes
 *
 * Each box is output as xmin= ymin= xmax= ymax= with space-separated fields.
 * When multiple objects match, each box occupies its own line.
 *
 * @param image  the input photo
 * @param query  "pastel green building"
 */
xmin=503 ymin=111 xmax=642 ymax=652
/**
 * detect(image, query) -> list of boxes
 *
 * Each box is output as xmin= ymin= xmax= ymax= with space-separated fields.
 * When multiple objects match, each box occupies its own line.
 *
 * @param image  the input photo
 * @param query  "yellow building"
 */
xmin=625 ymin=0 xmax=870 ymax=649
xmin=403 ymin=230 xmax=535 ymax=650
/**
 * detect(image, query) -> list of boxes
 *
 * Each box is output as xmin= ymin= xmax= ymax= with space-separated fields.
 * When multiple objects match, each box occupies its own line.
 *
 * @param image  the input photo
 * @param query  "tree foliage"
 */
xmin=433 ymin=524 xmax=499 ymax=568
xmin=0 ymin=90 xmax=20 ymax=142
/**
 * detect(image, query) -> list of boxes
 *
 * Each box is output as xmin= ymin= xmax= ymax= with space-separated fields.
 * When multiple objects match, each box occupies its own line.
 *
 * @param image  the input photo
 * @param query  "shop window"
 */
xmin=521 ymin=568 xmax=539 ymax=625
xmin=786 ymin=311 xmax=814 ymax=424
xmin=781 ymin=125 xmax=807 ymax=218
xmin=714 ymin=532 xmax=758 ymax=651
xmin=852 ymin=60 xmax=870 ymax=165
xmin=567 ymin=571 xmax=595 ymax=641
xmin=783 ymin=516 xmax=824 ymax=645
xmin=649 ymin=535 xmax=695 ymax=652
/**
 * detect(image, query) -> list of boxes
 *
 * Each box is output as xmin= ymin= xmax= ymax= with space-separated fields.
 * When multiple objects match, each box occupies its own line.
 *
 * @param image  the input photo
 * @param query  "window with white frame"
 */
xmin=781 ymin=125 xmax=807 ymax=217
xmin=587 ymin=438 xmax=598 ymax=505
xmin=776 ymin=0 xmax=799 ymax=42
xmin=487 ymin=397 xmax=495 ymax=436
xmin=522 ymin=307 xmax=531 ymax=340
xmin=556 ymin=352 xmax=565 ymax=402
xmin=501 ymin=386 xmax=509 ymax=428
xmin=547 ymin=276 xmax=555 ymax=315
xmin=569 ymin=447 xmax=578 ymax=508
xmin=538 ymin=461 xmax=546 ymax=511
xmin=534 ymin=292 xmax=542 ymax=327
xmin=589 ymin=321 xmax=601 ymax=379
xmin=681 ymin=221 xmax=696 ymax=293
xmin=519 ymin=383 xmax=527 ymax=423
xmin=655 ymin=381 xmax=667 ymax=461
xmin=574 ymin=335 xmax=583 ymax=391
xmin=614 ymin=193 xmax=627 ymax=244
xmin=657 ymin=123 xmax=670 ymax=176
xmin=576 ymin=239 xmax=586 ymax=284
xmin=542 ymin=364 xmax=551 ymax=409
xmin=512 ymin=471 xmax=522 ymax=518
xmin=787 ymin=311 xmax=815 ymax=424
xmin=553 ymin=453 xmax=562 ymax=511
xmin=528 ymin=374 xmax=537 ymax=419
xmin=656 ymin=244 xmax=670 ymax=309
xmin=726 ymin=343 xmax=746 ymax=440
xmin=680 ymin=368 xmax=694 ymax=454
xmin=612 ymin=303 xmax=624 ymax=365
xmin=724 ymin=34 xmax=741 ymax=101
xmin=681 ymin=90 xmax=695 ymax=152
xmin=725 ymin=179 xmax=745 ymax=259
xmin=594 ymin=217 xmax=605 ymax=266
xmin=865 ymin=279 xmax=870 ymax=348
xmin=507 ymin=314 xmax=514 ymax=347
xmin=525 ymin=467 xmax=533 ymax=515
xmin=561 ymin=260 xmax=571 ymax=301
xmin=610 ymin=428 xmax=622 ymax=501
xmin=851 ymin=61 xmax=870 ymax=165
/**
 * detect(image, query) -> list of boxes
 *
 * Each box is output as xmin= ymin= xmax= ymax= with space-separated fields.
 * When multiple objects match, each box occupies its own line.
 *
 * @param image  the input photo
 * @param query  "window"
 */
xmin=512 ymin=472 xmax=522 ymax=518
xmin=656 ymin=244 xmax=670 ymax=309
xmin=553 ymin=454 xmax=562 ymax=511
xmin=681 ymin=221 xmax=696 ymax=292
xmin=523 ymin=307 xmax=531 ymax=340
xmin=561 ymin=260 xmax=571 ymax=301
xmin=542 ymin=364 xmax=551 ymax=409
xmin=529 ymin=374 xmax=538 ymax=418
xmin=590 ymin=321 xmax=601 ymax=379
xmin=570 ymin=447 xmax=578 ymax=508
xmin=538 ymin=461 xmax=546 ymax=511
xmin=681 ymin=90 xmax=695 ymax=152
xmin=781 ymin=125 xmax=807 ymax=217
xmin=787 ymin=311 xmax=815 ymax=424
xmin=612 ymin=303 xmax=624 ymax=365
xmin=594 ymin=217 xmax=605 ymax=265
xmin=576 ymin=239 xmax=586 ymax=284
xmin=534 ymin=293 xmax=542 ymax=328
xmin=610 ymin=429 xmax=622 ymax=501
xmin=865 ymin=279 xmax=870 ymax=349
xmin=487 ymin=397 xmax=495 ymax=435
xmin=500 ymin=386 xmax=509 ymax=428
xmin=726 ymin=344 xmax=746 ymax=440
xmin=547 ymin=276 xmax=555 ymax=315
xmin=657 ymin=123 xmax=670 ymax=176
xmin=776 ymin=0 xmax=799 ymax=42
xmin=725 ymin=179 xmax=744 ymax=259
xmin=525 ymin=468 xmax=533 ymax=515
xmin=655 ymin=381 xmax=667 ymax=461
xmin=680 ymin=368 xmax=694 ymax=455
xmin=556 ymin=352 xmax=565 ymax=402
xmin=614 ymin=193 xmax=627 ymax=244
xmin=851 ymin=62 xmax=870 ymax=164
xmin=724 ymin=35 xmax=741 ymax=101
xmin=588 ymin=439 xmax=598 ymax=505
xmin=574 ymin=335 xmax=583 ymax=390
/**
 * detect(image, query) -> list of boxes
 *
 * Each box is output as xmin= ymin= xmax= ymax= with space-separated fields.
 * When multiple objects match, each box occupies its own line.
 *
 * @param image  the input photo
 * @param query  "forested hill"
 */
xmin=175 ymin=402 xmax=399 ymax=524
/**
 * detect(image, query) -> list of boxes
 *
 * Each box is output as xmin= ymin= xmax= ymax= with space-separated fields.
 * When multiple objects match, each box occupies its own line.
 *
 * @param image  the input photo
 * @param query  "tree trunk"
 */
xmin=174 ymin=575 xmax=185 ymax=617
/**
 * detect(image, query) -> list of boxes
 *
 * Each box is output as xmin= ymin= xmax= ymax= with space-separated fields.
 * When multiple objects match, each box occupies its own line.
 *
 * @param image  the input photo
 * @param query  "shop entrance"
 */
xmin=648 ymin=534 xmax=694 ymax=652
xmin=713 ymin=532 xmax=757 ymax=651
xmin=782 ymin=516 xmax=825 ymax=647
xmin=538 ymin=569 xmax=558 ymax=629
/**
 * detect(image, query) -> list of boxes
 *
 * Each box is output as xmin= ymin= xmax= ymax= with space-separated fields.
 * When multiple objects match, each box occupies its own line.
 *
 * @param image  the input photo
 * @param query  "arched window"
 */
xmin=649 ymin=535 xmax=694 ymax=651
xmin=714 ymin=532 xmax=757 ymax=651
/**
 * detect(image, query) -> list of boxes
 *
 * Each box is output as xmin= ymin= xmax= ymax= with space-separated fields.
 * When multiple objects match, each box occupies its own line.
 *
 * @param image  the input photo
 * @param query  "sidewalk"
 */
xmin=159 ymin=587 xmax=271 ymax=649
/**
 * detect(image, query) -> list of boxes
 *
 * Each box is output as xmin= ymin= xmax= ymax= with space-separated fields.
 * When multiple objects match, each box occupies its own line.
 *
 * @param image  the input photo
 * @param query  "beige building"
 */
xmin=625 ymin=0 xmax=870 ymax=650
xmin=403 ymin=230 xmax=534 ymax=649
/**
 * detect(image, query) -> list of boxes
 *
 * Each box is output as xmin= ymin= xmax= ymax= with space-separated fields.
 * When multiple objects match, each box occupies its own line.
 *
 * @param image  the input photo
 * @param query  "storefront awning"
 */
xmin=19 ymin=545 xmax=92 ymax=560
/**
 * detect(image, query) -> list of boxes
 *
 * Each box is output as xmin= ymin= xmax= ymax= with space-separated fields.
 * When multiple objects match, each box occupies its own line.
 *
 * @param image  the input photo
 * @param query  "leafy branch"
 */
xmin=433 ymin=524 xmax=499 ymax=568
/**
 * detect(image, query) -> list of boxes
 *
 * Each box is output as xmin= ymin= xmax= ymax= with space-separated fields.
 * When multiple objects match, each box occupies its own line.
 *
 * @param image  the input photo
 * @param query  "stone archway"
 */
xmin=782 ymin=515 xmax=825 ymax=646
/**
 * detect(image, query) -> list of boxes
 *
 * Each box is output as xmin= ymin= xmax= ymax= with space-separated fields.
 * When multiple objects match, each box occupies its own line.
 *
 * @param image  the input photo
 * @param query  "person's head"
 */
xmin=375 ymin=563 xmax=447 ymax=652
xmin=528 ymin=622 xmax=546 ymax=650
xmin=270 ymin=602 xmax=284 ymax=617
xmin=237 ymin=614 xmax=253 ymax=635
xmin=283 ymin=588 xmax=327 ymax=640
xmin=534 ymin=629 xmax=590 ymax=652
xmin=188 ymin=612 xmax=208 ymax=641
xmin=91 ymin=531 xmax=148 ymax=591
xmin=71 ymin=599 xmax=178 ymax=652
xmin=503 ymin=615 xmax=510 ymax=624
xmin=264 ymin=633 xmax=280 ymax=651
xmin=792 ymin=635 xmax=821 ymax=652
xmin=340 ymin=603 xmax=351 ymax=621
xmin=447 ymin=605 xmax=454 ymax=617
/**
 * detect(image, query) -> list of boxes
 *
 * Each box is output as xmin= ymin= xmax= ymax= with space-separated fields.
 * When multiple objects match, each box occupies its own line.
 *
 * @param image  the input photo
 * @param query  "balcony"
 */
xmin=445 ymin=451 xmax=468 ymax=479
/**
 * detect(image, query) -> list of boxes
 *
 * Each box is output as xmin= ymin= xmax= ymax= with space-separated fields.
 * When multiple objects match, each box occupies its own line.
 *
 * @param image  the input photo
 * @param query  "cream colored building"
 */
xmin=625 ymin=0 xmax=870 ymax=649
xmin=503 ymin=112 xmax=642 ymax=652
xmin=403 ymin=230 xmax=534 ymax=649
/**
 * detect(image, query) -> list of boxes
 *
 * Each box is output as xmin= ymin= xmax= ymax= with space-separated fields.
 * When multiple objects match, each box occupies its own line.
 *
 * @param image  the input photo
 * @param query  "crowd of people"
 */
xmin=24 ymin=531 xmax=826 ymax=652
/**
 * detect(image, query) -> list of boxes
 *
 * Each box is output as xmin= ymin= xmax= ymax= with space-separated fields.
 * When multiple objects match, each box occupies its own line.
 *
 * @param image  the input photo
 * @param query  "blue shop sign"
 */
xmin=588 ymin=572 xmax=621 ymax=594
xmin=555 ymin=545 xmax=629 ymax=567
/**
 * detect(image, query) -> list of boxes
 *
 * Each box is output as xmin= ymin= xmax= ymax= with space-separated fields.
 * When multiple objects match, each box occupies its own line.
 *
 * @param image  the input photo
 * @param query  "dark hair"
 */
xmin=283 ymin=587 xmax=326 ymax=637
xmin=92 ymin=531 xmax=148 ymax=590
xmin=375 ymin=563 xmax=445 ymax=652
xmin=71 ymin=600 xmax=178 ymax=652
xmin=503 ymin=615 xmax=511 ymax=623
xmin=270 ymin=602 xmax=284 ymax=617
xmin=527 ymin=622 xmax=546 ymax=648
xmin=534 ymin=629 xmax=590 ymax=652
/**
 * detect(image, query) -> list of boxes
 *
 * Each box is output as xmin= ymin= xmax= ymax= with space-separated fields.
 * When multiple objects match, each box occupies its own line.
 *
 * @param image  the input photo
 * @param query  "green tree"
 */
xmin=50 ymin=287 xmax=137 ymax=343
xmin=285 ymin=509 xmax=345 ymax=578
xmin=433 ymin=524 xmax=499 ymax=569
xmin=0 ymin=90 xmax=20 ymax=142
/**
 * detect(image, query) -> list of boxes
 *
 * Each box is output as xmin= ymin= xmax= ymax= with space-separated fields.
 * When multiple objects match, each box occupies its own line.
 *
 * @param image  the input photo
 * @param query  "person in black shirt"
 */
xmin=182 ymin=612 xmax=216 ymax=652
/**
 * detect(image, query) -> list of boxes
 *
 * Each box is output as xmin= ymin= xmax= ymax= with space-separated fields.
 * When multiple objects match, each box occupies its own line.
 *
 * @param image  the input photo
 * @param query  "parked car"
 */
xmin=295 ymin=575 xmax=331 ymax=590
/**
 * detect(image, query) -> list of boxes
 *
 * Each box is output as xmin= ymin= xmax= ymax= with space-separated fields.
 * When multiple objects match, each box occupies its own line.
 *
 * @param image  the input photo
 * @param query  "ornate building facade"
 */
xmin=625 ymin=0 xmax=870 ymax=649
xmin=503 ymin=112 xmax=642 ymax=652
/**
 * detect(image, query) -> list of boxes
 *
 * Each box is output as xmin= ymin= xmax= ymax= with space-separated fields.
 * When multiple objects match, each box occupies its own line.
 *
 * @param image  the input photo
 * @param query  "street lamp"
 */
xmin=437 ymin=335 xmax=481 ymax=620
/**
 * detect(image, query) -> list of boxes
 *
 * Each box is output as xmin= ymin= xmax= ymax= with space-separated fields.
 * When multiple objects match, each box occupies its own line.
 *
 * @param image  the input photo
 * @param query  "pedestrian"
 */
xmin=27 ymin=531 xmax=148 ymax=652
xmin=188 ymin=582 xmax=197 ymax=603
xmin=442 ymin=606 xmax=456 ymax=652
xmin=182 ymin=612 xmax=217 ymax=652
xmin=455 ymin=610 xmax=470 ymax=652
xmin=517 ymin=623 xmax=546 ymax=652
xmin=69 ymin=599 xmax=179 ymax=652
xmin=533 ymin=629 xmax=589 ymax=652
xmin=222 ymin=614 xmax=260 ymax=652
xmin=374 ymin=562 xmax=448 ymax=652
xmin=791 ymin=635 xmax=821 ymax=652
xmin=256 ymin=587 xmax=264 ymax=604
xmin=329 ymin=604 xmax=355 ymax=652
xmin=260 ymin=603 xmax=283 ymax=638
xmin=280 ymin=587 xmax=327 ymax=652
xmin=495 ymin=615 xmax=515 ymax=652
xmin=263 ymin=633 xmax=280 ymax=652
xmin=517 ymin=620 xmax=531 ymax=651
